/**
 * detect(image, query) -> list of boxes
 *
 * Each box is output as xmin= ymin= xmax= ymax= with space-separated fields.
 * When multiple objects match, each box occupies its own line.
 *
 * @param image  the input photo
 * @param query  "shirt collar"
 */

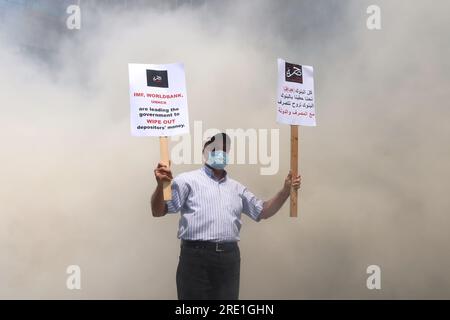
xmin=203 ymin=164 xmax=227 ymax=182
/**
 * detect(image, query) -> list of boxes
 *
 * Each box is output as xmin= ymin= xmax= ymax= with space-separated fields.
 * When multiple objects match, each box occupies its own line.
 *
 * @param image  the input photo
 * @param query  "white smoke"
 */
xmin=0 ymin=0 xmax=449 ymax=298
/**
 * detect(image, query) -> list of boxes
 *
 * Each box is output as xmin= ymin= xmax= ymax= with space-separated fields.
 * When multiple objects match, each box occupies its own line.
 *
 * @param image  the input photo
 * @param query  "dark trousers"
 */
xmin=176 ymin=240 xmax=241 ymax=300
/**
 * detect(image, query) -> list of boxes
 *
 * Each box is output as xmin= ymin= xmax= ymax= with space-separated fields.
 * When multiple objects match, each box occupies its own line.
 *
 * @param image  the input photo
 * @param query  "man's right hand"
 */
xmin=152 ymin=161 xmax=172 ymax=217
xmin=154 ymin=161 xmax=173 ymax=186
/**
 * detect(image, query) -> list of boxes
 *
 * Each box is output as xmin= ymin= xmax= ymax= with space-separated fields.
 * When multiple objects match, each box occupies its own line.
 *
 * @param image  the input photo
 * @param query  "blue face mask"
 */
xmin=206 ymin=150 xmax=229 ymax=170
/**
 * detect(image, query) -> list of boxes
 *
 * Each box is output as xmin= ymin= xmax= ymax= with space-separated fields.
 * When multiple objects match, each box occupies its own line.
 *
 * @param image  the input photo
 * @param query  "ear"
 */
xmin=202 ymin=148 xmax=209 ymax=162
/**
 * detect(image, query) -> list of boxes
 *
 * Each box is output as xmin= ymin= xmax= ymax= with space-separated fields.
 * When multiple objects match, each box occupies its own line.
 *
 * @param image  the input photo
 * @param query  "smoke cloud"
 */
xmin=0 ymin=0 xmax=449 ymax=299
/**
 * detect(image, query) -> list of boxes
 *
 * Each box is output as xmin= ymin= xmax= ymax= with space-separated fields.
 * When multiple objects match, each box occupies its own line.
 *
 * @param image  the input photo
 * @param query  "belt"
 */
xmin=181 ymin=239 xmax=238 ymax=252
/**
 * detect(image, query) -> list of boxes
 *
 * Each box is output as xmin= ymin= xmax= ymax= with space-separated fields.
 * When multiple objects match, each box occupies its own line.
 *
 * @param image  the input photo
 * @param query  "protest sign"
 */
xmin=129 ymin=62 xmax=190 ymax=200
xmin=276 ymin=58 xmax=316 ymax=217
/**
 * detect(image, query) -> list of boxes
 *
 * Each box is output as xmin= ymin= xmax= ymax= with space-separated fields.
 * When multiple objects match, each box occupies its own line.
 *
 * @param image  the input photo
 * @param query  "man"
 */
xmin=151 ymin=132 xmax=301 ymax=300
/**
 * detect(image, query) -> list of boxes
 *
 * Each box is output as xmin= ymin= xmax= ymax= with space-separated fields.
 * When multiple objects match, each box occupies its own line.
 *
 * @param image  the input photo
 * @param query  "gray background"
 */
xmin=0 ymin=0 xmax=449 ymax=299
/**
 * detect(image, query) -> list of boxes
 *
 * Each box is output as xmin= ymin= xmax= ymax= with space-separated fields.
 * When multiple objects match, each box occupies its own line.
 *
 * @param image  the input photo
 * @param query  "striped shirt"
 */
xmin=165 ymin=165 xmax=264 ymax=242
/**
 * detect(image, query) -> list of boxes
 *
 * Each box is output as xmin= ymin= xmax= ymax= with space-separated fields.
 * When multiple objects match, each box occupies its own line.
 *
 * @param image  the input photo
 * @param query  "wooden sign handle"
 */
xmin=159 ymin=136 xmax=172 ymax=200
xmin=290 ymin=125 xmax=299 ymax=217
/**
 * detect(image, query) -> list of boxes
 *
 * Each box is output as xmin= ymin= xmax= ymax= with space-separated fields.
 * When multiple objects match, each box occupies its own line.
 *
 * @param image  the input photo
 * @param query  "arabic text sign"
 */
xmin=276 ymin=58 xmax=316 ymax=126
xmin=129 ymin=63 xmax=190 ymax=137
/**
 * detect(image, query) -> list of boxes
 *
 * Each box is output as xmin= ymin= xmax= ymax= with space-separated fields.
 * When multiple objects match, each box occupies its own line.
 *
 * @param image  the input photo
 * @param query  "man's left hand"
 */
xmin=284 ymin=170 xmax=301 ymax=193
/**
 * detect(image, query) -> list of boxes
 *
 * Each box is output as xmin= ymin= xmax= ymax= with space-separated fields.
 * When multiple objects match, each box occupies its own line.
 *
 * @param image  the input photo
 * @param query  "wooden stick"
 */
xmin=290 ymin=125 xmax=299 ymax=217
xmin=159 ymin=136 xmax=172 ymax=200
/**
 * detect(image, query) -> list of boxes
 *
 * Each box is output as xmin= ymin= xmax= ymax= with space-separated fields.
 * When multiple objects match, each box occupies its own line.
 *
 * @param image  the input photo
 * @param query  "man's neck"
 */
xmin=205 ymin=164 xmax=225 ymax=180
xmin=212 ymin=168 xmax=225 ymax=180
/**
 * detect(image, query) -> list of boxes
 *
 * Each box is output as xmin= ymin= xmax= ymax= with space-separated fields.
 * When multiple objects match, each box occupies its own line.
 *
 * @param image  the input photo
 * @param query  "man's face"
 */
xmin=207 ymin=141 xmax=230 ymax=154
xmin=203 ymin=144 xmax=227 ymax=162
xmin=203 ymin=136 xmax=231 ymax=165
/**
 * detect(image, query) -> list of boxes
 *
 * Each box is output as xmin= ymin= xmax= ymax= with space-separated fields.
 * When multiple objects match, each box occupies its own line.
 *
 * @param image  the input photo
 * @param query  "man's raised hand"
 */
xmin=154 ymin=161 xmax=172 ymax=186
xmin=284 ymin=170 xmax=301 ymax=192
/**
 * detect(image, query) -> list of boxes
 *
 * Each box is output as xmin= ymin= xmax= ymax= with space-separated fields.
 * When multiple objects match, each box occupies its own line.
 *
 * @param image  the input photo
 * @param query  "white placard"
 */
xmin=129 ymin=63 xmax=190 ymax=137
xmin=276 ymin=58 xmax=316 ymax=126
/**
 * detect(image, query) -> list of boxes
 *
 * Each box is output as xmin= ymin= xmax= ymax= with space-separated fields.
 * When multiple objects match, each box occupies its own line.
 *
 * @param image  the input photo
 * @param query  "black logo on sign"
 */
xmin=146 ymin=69 xmax=168 ymax=88
xmin=285 ymin=62 xmax=303 ymax=84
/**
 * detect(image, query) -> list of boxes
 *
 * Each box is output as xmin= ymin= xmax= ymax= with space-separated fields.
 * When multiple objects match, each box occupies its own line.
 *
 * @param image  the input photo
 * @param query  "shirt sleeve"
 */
xmin=165 ymin=176 xmax=189 ymax=214
xmin=241 ymin=186 xmax=264 ymax=222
